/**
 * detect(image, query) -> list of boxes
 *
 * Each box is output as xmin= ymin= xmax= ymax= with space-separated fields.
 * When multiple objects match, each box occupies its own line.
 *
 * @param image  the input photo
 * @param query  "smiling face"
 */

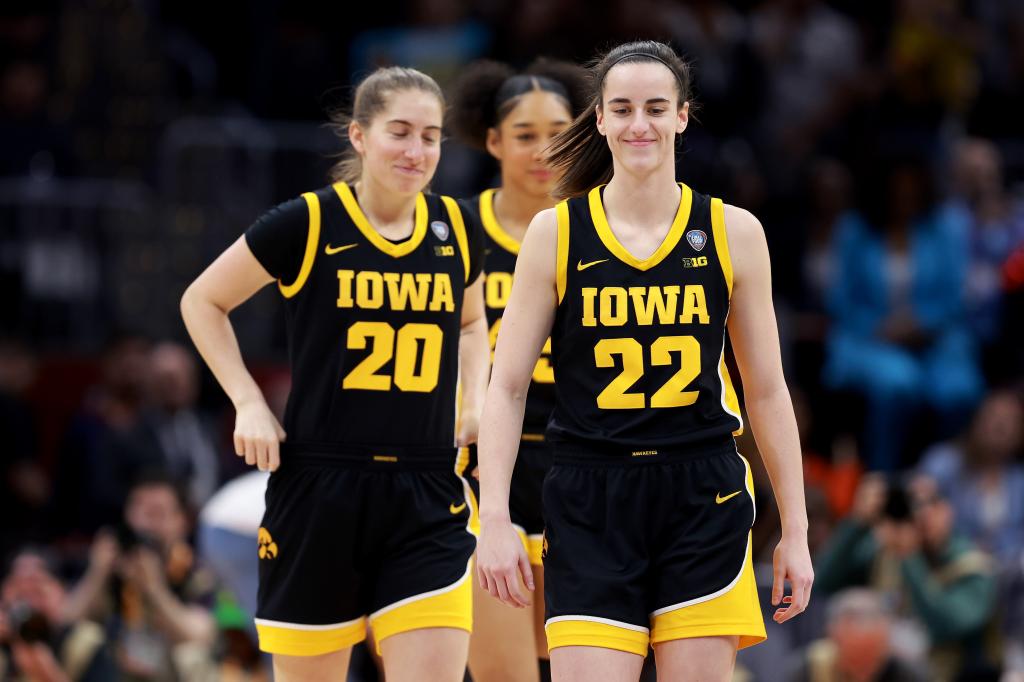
xmin=349 ymin=88 xmax=444 ymax=196
xmin=487 ymin=89 xmax=573 ymax=199
xmin=596 ymin=62 xmax=688 ymax=177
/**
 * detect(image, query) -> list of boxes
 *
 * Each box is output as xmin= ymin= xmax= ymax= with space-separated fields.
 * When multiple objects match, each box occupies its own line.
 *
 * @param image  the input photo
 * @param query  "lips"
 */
xmin=528 ymin=169 xmax=554 ymax=180
xmin=624 ymin=139 xmax=656 ymax=147
xmin=394 ymin=165 xmax=424 ymax=176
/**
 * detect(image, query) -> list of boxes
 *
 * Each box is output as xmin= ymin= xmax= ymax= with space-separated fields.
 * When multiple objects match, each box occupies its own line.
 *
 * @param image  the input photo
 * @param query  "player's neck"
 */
xmin=353 ymin=178 xmax=419 ymax=238
xmin=603 ymin=166 xmax=680 ymax=228
xmin=493 ymin=184 xmax=552 ymax=242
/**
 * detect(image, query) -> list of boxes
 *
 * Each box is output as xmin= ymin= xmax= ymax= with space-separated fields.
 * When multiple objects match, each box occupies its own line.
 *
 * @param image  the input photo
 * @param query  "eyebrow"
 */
xmin=386 ymin=119 xmax=442 ymax=131
xmin=511 ymin=120 xmax=571 ymax=128
xmin=607 ymin=97 xmax=671 ymax=105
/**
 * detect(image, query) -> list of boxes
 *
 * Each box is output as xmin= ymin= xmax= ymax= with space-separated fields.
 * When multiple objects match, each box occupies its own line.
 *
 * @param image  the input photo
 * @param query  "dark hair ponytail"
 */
xmin=549 ymin=40 xmax=693 ymax=199
xmin=448 ymin=58 xmax=589 ymax=151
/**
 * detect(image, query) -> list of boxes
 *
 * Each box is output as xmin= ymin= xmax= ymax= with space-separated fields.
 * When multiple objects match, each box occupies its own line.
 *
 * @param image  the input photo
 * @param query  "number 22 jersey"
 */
xmin=547 ymin=183 xmax=743 ymax=449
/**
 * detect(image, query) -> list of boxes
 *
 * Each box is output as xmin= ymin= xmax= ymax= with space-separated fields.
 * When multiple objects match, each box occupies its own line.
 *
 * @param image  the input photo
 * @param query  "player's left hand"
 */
xmin=457 ymin=410 xmax=480 ymax=447
xmin=771 ymin=532 xmax=813 ymax=624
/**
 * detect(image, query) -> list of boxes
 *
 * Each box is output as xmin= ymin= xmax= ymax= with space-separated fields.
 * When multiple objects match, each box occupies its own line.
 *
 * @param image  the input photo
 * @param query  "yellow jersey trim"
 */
xmin=710 ymin=197 xmax=733 ymax=298
xmin=719 ymin=352 xmax=744 ymax=436
xmin=545 ymin=617 xmax=650 ymax=657
xmin=440 ymin=195 xmax=471 ymax=282
xmin=369 ymin=565 xmax=473 ymax=654
xmin=278 ymin=191 xmax=321 ymax=298
xmin=588 ymin=183 xmax=693 ymax=272
xmin=256 ymin=617 xmax=366 ymax=656
xmin=479 ymin=188 xmax=521 ymax=255
xmin=332 ymin=181 xmax=428 ymax=258
xmin=555 ymin=201 xmax=570 ymax=304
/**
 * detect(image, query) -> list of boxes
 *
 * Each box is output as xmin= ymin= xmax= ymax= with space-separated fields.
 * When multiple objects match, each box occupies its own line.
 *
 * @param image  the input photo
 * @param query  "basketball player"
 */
xmin=180 ymin=67 xmax=489 ymax=682
xmin=476 ymin=41 xmax=814 ymax=682
xmin=449 ymin=58 xmax=588 ymax=682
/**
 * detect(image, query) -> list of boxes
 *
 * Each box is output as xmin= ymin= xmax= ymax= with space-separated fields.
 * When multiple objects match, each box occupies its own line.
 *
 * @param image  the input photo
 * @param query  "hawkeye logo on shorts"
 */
xmin=258 ymin=527 xmax=278 ymax=560
xmin=431 ymin=220 xmax=450 ymax=241
xmin=682 ymin=256 xmax=708 ymax=268
xmin=449 ymin=502 xmax=467 ymax=515
xmin=686 ymin=230 xmax=707 ymax=251
xmin=541 ymin=532 xmax=548 ymax=559
xmin=715 ymin=490 xmax=742 ymax=504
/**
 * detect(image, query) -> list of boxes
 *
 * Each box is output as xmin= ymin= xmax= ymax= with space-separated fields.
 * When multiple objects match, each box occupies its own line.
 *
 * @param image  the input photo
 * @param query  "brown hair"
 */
xmin=328 ymin=67 xmax=445 ymax=184
xmin=548 ymin=41 xmax=693 ymax=199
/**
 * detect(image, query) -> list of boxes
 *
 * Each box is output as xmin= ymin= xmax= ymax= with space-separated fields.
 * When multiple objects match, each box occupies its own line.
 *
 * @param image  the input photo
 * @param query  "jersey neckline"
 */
xmin=332 ymin=181 xmax=429 ymax=258
xmin=587 ymin=183 xmax=693 ymax=271
xmin=480 ymin=188 xmax=521 ymax=256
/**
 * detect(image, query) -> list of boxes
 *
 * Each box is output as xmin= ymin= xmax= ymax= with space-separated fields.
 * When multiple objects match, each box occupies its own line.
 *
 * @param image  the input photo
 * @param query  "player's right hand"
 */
xmin=477 ymin=517 xmax=533 ymax=609
xmin=233 ymin=400 xmax=286 ymax=472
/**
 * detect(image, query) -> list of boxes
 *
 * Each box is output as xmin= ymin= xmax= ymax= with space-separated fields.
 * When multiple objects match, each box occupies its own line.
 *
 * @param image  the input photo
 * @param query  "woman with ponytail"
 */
xmin=476 ymin=41 xmax=813 ymax=681
xmin=449 ymin=57 xmax=588 ymax=682
xmin=181 ymin=66 xmax=488 ymax=682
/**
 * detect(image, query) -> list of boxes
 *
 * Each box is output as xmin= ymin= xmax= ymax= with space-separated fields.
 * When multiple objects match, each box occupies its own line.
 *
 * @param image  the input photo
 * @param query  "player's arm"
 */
xmin=458 ymin=275 xmax=489 ymax=446
xmin=477 ymin=208 xmax=558 ymax=608
xmin=723 ymin=203 xmax=813 ymax=623
xmin=180 ymin=237 xmax=285 ymax=472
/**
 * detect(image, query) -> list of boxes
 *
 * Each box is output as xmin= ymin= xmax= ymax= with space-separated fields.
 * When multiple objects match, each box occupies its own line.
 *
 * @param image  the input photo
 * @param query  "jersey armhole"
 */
xmin=441 ymin=195 xmax=471 ymax=283
xmin=555 ymin=201 xmax=570 ymax=304
xmin=278 ymin=191 xmax=321 ymax=298
xmin=710 ymin=197 xmax=733 ymax=299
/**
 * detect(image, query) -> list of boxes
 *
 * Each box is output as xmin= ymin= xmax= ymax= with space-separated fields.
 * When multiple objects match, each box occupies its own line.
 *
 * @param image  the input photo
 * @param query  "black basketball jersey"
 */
xmin=464 ymin=189 xmax=555 ymax=437
xmin=546 ymin=183 xmax=743 ymax=449
xmin=245 ymin=181 xmax=480 ymax=456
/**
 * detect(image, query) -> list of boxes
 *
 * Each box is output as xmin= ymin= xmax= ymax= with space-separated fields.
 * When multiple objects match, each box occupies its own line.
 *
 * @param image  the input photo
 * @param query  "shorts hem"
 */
xmin=545 ymin=618 xmax=649 ymax=657
xmin=256 ymin=618 xmax=366 ymax=656
xmin=650 ymin=624 xmax=766 ymax=650
xmin=369 ymin=565 xmax=473 ymax=655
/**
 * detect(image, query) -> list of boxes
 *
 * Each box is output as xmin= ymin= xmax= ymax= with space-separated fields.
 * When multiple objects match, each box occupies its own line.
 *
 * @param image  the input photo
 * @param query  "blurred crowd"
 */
xmin=1 ymin=0 xmax=1023 ymax=680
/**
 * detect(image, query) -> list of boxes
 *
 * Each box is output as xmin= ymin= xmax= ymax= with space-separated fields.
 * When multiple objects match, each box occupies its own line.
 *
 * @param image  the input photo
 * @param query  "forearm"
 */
xmin=146 ymin=584 xmax=215 ymax=645
xmin=62 ymin=568 xmax=108 ymax=623
xmin=180 ymin=288 xmax=264 ymax=408
xmin=477 ymin=383 xmax=528 ymax=522
xmin=459 ymin=316 xmax=490 ymax=417
xmin=745 ymin=386 xmax=807 ymax=534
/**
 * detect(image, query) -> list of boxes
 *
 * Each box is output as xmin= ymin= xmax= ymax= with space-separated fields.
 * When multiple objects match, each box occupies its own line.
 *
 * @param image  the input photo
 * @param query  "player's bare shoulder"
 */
xmin=722 ymin=202 xmax=770 ymax=287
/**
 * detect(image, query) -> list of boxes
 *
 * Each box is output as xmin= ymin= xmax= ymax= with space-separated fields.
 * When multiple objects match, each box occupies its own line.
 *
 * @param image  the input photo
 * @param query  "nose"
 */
xmin=628 ymin=110 xmax=650 ymax=137
xmin=404 ymin=138 xmax=424 ymax=162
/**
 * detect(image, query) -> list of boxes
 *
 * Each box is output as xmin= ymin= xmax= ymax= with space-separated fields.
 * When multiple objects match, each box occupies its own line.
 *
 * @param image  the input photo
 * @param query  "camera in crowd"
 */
xmin=4 ymin=601 xmax=51 ymax=644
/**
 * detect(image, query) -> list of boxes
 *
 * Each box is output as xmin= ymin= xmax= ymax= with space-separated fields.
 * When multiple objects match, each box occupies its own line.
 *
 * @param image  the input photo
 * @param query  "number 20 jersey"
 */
xmin=547 ymin=183 xmax=743 ymax=449
xmin=248 ymin=181 xmax=478 ymax=455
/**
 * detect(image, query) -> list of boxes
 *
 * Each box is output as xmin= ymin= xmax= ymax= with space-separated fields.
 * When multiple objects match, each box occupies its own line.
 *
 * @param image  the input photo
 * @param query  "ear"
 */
xmin=677 ymin=101 xmax=689 ymax=135
xmin=485 ymin=127 xmax=503 ymax=161
xmin=595 ymin=103 xmax=606 ymax=137
xmin=349 ymin=120 xmax=365 ymax=156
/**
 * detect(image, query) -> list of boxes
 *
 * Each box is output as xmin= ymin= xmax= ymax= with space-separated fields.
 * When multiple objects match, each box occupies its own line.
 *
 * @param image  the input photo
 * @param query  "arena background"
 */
xmin=1 ymin=0 xmax=1023 ymax=680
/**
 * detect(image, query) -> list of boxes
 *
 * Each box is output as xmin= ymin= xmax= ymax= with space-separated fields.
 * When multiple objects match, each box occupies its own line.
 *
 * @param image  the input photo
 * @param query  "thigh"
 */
xmin=469 ymin=567 xmax=539 ymax=682
xmin=653 ymin=636 xmax=738 ymax=682
xmin=256 ymin=464 xmax=367 ymax=656
xmin=380 ymin=627 xmax=470 ymax=682
xmin=533 ymin=564 xmax=549 ymax=660
xmin=368 ymin=469 xmax=476 ymax=651
xmin=543 ymin=463 xmax=650 ymax=657
xmin=272 ymin=648 xmax=352 ymax=682
xmin=550 ymin=646 xmax=645 ymax=682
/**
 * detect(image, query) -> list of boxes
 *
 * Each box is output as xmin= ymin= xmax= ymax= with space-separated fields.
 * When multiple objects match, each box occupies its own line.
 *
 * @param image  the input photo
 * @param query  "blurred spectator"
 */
xmin=141 ymin=342 xmax=221 ymax=508
xmin=786 ymin=588 xmax=927 ymax=682
xmin=0 ymin=338 xmax=48 ymax=558
xmin=1005 ymin=551 xmax=1024 ymax=682
xmin=917 ymin=389 xmax=1024 ymax=565
xmin=823 ymin=157 xmax=983 ymax=471
xmin=816 ymin=475 xmax=999 ymax=681
xmin=748 ymin=0 xmax=862 ymax=190
xmin=0 ymin=546 xmax=115 ymax=681
xmin=942 ymin=138 xmax=1024 ymax=351
xmin=51 ymin=335 xmax=153 ymax=537
xmin=63 ymin=472 xmax=217 ymax=681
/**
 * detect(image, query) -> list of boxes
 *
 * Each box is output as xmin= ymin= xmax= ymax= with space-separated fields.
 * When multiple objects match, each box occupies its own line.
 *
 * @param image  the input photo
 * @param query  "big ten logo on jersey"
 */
xmin=581 ymin=285 xmax=710 ymax=328
xmin=336 ymin=270 xmax=455 ymax=313
xmin=682 ymin=256 xmax=708 ymax=268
